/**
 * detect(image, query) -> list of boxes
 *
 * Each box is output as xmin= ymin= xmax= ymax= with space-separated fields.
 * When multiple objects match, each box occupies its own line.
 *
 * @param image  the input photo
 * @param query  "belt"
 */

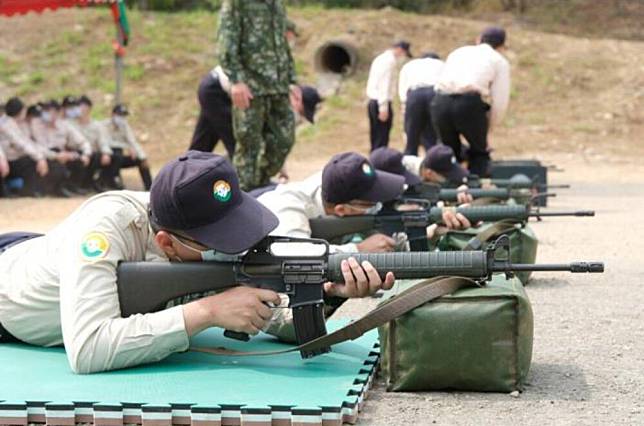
xmin=0 ymin=232 xmax=42 ymax=255
xmin=0 ymin=322 xmax=21 ymax=344
xmin=408 ymin=84 xmax=433 ymax=92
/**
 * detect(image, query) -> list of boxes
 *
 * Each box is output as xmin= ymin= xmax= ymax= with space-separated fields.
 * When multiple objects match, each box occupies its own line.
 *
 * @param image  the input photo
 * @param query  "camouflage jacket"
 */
xmin=217 ymin=0 xmax=297 ymax=96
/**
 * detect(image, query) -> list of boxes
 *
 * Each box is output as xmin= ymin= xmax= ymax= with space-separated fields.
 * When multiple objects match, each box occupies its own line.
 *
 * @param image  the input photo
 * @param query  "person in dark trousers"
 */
xmin=0 ymin=97 xmax=59 ymax=197
xmin=398 ymin=52 xmax=444 ymax=156
xmin=189 ymin=67 xmax=237 ymax=158
xmin=189 ymin=66 xmax=323 ymax=159
xmin=365 ymin=41 xmax=412 ymax=151
xmin=431 ymin=27 xmax=510 ymax=177
xmin=101 ymin=104 xmax=152 ymax=191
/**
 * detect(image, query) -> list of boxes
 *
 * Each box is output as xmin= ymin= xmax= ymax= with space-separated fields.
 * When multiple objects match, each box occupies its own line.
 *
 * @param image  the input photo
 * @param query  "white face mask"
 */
xmin=170 ymin=234 xmax=245 ymax=262
xmin=113 ymin=115 xmax=127 ymax=127
xmin=345 ymin=201 xmax=383 ymax=215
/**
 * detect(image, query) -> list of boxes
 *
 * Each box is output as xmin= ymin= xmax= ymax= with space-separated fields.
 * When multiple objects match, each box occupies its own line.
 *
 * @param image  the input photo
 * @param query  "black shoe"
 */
xmin=67 ymin=185 xmax=90 ymax=195
xmin=55 ymin=187 xmax=75 ymax=198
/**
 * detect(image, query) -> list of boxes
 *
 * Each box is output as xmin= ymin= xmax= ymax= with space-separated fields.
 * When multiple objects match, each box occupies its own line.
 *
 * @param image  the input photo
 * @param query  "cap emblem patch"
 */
xmin=362 ymin=163 xmax=375 ymax=176
xmin=80 ymin=232 xmax=110 ymax=260
xmin=213 ymin=180 xmax=232 ymax=202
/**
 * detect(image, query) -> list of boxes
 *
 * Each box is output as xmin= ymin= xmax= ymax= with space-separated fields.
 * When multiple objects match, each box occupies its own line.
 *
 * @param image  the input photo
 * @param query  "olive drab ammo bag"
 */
xmin=437 ymin=220 xmax=538 ymax=284
xmin=378 ymin=275 xmax=534 ymax=392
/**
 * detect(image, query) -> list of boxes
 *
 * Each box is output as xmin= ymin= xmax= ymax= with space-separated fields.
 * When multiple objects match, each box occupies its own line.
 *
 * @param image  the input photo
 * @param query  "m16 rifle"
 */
xmin=309 ymin=202 xmax=594 ymax=251
xmin=117 ymin=236 xmax=603 ymax=359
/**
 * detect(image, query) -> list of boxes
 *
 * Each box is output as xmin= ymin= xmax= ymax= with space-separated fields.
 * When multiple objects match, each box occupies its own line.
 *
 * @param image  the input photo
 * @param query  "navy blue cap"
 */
xmin=481 ymin=26 xmax=506 ymax=49
xmin=150 ymin=151 xmax=279 ymax=254
xmin=322 ymin=152 xmax=405 ymax=204
xmin=422 ymin=145 xmax=468 ymax=184
xmin=393 ymin=40 xmax=413 ymax=58
xmin=369 ymin=147 xmax=421 ymax=186
xmin=112 ymin=104 xmax=129 ymax=116
xmin=62 ymin=95 xmax=79 ymax=108
xmin=4 ymin=97 xmax=24 ymax=117
xmin=301 ymin=85 xmax=323 ymax=124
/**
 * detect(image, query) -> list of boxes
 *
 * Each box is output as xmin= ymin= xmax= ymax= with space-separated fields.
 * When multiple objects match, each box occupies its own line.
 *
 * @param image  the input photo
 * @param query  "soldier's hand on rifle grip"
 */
xmin=182 ymin=287 xmax=281 ymax=338
xmin=323 ymin=258 xmax=395 ymax=299
xmin=356 ymin=233 xmax=396 ymax=252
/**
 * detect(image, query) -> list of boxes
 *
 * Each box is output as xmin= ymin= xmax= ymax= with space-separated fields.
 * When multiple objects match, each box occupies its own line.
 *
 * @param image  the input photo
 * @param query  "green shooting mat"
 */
xmin=0 ymin=320 xmax=379 ymax=426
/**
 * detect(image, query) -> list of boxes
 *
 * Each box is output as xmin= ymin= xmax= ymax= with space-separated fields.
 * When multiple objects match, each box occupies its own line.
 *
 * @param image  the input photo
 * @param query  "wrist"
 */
xmin=183 ymin=298 xmax=215 ymax=337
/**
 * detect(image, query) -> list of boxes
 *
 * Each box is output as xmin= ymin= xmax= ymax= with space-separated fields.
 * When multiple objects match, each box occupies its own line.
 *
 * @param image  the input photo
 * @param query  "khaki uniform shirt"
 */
xmin=36 ymin=119 xmax=92 ymax=157
xmin=0 ymin=115 xmax=44 ymax=162
xmin=101 ymin=119 xmax=147 ymax=160
xmin=257 ymin=173 xmax=359 ymax=253
xmin=73 ymin=119 xmax=113 ymax=156
xmin=0 ymin=191 xmax=293 ymax=373
xmin=0 ymin=191 xmax=188 ymax=373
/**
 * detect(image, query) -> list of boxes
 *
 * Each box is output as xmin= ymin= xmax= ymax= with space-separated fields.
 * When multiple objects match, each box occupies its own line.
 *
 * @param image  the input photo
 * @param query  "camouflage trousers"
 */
xmin=232 ymin=94 xmax=295 ymax=191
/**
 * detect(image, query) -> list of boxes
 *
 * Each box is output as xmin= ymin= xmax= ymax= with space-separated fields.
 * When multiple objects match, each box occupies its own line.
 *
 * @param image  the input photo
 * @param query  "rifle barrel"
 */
xmin=531 ymin=210 xmax=595 ymax=217
xmin=492 ymin=262 xmax=604 ymax=273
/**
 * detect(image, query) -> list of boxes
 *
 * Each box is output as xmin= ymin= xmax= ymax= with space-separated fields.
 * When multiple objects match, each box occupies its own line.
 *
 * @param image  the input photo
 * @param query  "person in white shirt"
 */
xmin=366 ymin=41 xmax=412 ymax=151
xmin=432 ymin=27 xmax=511 ymax=177
xmin=35 ymin=99 xmax=94 ymax=195
xmin=398 ymin=52 xmax=445 ymax=156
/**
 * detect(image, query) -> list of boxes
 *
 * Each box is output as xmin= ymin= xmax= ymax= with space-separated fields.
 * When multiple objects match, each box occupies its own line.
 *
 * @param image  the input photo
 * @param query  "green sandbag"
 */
xmin=378 ymin=275 xmax=534 ymax=393
xmin=437 ymin=221 xmax=538 ymax=284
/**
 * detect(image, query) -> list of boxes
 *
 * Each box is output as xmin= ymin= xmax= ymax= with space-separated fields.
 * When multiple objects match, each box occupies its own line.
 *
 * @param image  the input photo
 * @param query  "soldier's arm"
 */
xmin=4 ymin=119 xmax=45 ymax=162
xmin=217 ymin=0 xmax=246 ymax=84
xmin=66 ymin=122 xmax=92 ymax=157
xmin=58 ymin=203 xmax=189 ymax=374
xmin=122 ymin=121 xmax=146 ymax=160
xmin=96 ymin=122 xmax=114 ymax=156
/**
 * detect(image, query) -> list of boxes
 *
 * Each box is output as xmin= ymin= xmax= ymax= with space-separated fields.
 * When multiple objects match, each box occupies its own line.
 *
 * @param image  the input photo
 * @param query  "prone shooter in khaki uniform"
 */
xmin=217 ymin=0 xmax=302 ymax=190
xmin=0 ymin=151 xmax=394 ymax=373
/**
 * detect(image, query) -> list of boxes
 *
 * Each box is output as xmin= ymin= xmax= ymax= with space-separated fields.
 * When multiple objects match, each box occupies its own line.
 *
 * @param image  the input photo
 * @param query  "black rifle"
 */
xmin=407 ymin=182 xmax=548 ymax=204
xmin=463 ymin=174 xmax=570 ymax=191
xmin=309 ymin=203 xmax=595 ymax=250
xmin=116 ymin=235 xmax=603 ymax=359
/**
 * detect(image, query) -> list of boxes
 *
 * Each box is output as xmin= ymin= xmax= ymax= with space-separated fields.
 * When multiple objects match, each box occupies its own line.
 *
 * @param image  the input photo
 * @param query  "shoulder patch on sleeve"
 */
xmin=80 ymin=231 xmax=111 ymax=261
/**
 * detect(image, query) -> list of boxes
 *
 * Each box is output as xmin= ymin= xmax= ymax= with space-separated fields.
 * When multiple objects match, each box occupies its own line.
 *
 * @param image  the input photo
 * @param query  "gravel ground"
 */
xmin=333 ymin=158 xmax=644 ymax=425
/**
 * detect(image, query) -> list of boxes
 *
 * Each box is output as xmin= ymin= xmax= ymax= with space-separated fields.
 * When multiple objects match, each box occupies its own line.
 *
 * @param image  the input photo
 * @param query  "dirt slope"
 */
xmin=0 ymin=7 xmax=643 ymax=174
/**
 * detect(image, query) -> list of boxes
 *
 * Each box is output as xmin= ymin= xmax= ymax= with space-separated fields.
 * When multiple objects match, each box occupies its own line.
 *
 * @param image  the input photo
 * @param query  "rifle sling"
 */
xmin=190 ymin=276 xmax=476 ymax=357
xmin=464 ymin=220 xmax=519 ymax=251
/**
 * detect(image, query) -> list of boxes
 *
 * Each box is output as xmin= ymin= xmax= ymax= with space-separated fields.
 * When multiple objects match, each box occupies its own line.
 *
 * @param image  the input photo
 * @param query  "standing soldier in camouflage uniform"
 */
xmin=217 ymin=0 xmax=301 ymax=191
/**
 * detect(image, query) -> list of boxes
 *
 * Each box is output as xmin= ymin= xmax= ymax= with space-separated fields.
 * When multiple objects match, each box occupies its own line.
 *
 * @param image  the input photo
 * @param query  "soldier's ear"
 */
xmin=155 ymin=231 xmax=177 ymax=258
xmin=334 ymin=204 xmax=348 ymax=217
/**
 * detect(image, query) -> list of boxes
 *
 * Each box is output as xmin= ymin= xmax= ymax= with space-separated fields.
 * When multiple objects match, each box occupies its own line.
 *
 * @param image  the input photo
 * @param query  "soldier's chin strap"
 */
xmin=190 ymin=276 xmax=477 ymax=357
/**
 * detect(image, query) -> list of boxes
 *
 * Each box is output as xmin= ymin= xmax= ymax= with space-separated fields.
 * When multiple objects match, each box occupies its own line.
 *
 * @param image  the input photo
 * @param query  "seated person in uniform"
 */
xmin=32 ymin=99 xmax=93 ymax=196
xmin=0 ymin=151 xmax=395 ymax=374
xmin=100 ymin=104 xmax=152 ymax=191
xmin=74 ymin=95 xmax=113 ymax=192
xmin=0 ymin=97 xmax=49 ymax=197
xmin=257 ymin=152 xmax=471 ymax=253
